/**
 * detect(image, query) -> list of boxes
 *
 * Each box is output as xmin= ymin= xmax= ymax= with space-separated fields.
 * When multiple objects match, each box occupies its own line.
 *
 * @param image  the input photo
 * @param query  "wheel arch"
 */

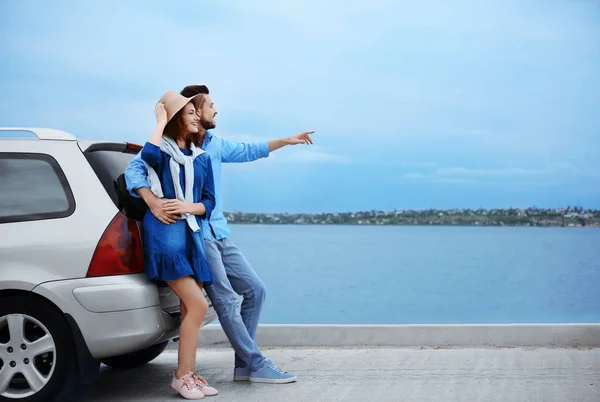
xmin=0 ymin=289 xmax=99 ymax=384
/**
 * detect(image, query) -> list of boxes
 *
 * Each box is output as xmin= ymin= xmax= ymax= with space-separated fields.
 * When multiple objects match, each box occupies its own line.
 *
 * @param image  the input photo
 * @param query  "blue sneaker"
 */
xmin=233 ymin=366 xmax=250 ymax=381
xmin=249 ymin=359 xmax=297 ymax=384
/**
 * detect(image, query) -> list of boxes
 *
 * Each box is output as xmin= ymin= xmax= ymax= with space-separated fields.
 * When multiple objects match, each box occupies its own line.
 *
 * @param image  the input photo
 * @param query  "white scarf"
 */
xmin=145 ymin=137 xmax=205 ymax=232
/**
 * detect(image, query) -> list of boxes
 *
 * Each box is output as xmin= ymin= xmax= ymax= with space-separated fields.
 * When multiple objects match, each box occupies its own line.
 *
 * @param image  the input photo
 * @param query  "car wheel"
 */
xmin=101 ymin=340 xmax=169 ymax=369
xmin=0 ymin=295 xmax=77 ymax=402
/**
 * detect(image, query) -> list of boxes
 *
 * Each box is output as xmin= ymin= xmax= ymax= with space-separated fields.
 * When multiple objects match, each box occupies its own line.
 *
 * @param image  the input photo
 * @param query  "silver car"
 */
xmin=0 ymin=128 xmax=216 ymax=401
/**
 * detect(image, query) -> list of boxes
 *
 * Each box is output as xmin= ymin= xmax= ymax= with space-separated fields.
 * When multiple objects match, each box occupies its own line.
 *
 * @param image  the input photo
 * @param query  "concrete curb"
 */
xmin=196 ymin=324 xmax=600 ymax=348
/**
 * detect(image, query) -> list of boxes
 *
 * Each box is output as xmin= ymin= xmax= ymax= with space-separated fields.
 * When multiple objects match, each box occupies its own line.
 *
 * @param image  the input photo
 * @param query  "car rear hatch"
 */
xmin=78 ymin=140 xmax=181 ymax=314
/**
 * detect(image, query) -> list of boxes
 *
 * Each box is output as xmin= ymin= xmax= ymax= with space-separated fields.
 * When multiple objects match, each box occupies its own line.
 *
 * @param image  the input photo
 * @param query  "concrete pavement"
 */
xmin=195 ymin=323 xmax=600 ymax=348
xmin=81 ymin=346 xmax=600 ymax=401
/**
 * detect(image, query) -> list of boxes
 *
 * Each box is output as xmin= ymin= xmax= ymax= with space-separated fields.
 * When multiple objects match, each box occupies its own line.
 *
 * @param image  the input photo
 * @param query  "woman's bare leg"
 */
xmin=180 ymin=289 xmax=201 ymax=369
xmin=181 ymin=300 xmax=187 ymax=320
xmin=167 ymin=276 xmax=208 ymax=378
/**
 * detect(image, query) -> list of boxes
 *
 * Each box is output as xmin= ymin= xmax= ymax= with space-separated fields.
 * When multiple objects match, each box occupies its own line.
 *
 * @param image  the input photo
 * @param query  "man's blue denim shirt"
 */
xmin=125 ymin=131 xmax=270 ymax=240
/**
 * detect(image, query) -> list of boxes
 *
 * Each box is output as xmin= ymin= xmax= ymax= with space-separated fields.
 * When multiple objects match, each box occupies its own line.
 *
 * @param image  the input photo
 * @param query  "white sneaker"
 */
xmin=171 ymin=372 xmax=205 ymax=400
xmin=193 ymin=374 xmax=219 ymax=397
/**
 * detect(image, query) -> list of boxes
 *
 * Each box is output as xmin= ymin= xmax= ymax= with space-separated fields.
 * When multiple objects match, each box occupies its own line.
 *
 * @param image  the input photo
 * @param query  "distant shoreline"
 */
xmin=229 ymin=222 xmax=600 ymax=228
xmin=224 ymin=208 xmax=600 ymax=228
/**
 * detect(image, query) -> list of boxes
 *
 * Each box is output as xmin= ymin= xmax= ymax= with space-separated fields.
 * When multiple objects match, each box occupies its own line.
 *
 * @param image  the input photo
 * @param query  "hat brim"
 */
xmin=157 ymin=91 xmax=204 ymax=124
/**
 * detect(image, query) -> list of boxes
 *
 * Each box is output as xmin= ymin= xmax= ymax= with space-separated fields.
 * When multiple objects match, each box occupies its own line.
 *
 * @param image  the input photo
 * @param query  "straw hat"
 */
xmin=156 ymin=90 xmax=201 ymax=124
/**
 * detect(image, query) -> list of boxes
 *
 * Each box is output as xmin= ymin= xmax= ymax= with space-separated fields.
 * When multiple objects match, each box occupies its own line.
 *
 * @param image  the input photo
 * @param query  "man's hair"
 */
xmin=180 ymin=85 xmax=209 ymax=97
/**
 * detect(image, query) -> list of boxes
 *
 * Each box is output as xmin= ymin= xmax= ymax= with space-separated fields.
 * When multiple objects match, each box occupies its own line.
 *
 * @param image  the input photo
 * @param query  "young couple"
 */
xmin=124 ymin=85 xmax=314 ymax=399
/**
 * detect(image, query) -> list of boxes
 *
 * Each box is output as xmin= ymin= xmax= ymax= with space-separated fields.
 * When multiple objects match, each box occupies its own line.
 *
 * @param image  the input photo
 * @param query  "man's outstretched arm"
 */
xmin=268 ymin=131 xmax=315 ymax=152
xmin=124 ymin=152 xmax=178 ymax=225
xmin=221 ymin=130 xmax=315 ymax=163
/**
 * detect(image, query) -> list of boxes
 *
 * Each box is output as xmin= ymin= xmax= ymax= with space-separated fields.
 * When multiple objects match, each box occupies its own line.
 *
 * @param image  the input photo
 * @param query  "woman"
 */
xmin=140 ymin=90 xmax=218 ymax=399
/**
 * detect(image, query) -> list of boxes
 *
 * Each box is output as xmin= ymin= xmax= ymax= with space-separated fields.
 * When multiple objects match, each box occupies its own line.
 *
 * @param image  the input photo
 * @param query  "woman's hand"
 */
xmin=148 ymin=102 xmax=168 ymax=145
xmin=155 ymin=102 xmax=168 ymax=126
xmin=164 ymin=199 xmax=207 ymax=216
xmin=163 ymin=199 xmax=190 ymax=215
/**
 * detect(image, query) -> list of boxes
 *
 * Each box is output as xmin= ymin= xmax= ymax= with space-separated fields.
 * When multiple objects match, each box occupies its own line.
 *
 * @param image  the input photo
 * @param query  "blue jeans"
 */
xmin=203 ymin=236 xmax=267 ymax=370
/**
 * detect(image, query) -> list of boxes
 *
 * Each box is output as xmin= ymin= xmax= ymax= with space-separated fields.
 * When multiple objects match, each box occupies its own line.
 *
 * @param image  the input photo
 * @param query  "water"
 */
xmin=226 ymin=224 xmax=600 ymax=324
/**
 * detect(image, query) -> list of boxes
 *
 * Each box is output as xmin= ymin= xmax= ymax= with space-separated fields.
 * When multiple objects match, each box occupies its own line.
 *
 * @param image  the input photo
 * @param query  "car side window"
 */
xmin=0 ymin=153 xmax=75 ymax=224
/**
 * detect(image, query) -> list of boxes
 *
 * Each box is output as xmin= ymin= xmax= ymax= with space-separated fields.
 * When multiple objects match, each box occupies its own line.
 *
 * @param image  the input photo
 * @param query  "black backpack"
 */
xmin=114 ymin=173 xmax=148 ymax=221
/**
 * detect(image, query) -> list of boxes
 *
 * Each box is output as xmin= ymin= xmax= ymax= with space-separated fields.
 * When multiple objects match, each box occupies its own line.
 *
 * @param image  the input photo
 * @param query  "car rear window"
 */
xmin=0 ymin=153 xmax=76 ymax=223
xmin=84 ymin=148 xmax=137 ymax=206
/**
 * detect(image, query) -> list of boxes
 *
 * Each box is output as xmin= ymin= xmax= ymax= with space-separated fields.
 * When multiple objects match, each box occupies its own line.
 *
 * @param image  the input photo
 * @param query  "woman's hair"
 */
xmin=162 ymin=103 xmax=201 ymax=148
xmin=179 ymin=85 xmax=209 ymax=147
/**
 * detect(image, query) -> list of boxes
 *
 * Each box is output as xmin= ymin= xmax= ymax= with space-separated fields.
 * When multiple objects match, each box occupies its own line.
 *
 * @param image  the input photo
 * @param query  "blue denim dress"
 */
xmin=140 ymin=142 xmax=216 ymax=285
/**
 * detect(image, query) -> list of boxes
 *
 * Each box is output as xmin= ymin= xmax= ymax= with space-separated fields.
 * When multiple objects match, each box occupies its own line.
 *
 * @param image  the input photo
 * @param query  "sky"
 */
xmin=1 ymin=0 xmax=599 ymax=213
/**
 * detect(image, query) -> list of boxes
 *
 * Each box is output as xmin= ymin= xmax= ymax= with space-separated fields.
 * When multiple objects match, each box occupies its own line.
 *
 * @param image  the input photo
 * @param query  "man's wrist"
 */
xmin=137 ymin=188 xmax=157 ymax=204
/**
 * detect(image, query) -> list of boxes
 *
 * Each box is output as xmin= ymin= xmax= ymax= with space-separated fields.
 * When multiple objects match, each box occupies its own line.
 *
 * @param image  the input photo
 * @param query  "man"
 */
xmin=125 ymin=85 xmax=314 ymax=383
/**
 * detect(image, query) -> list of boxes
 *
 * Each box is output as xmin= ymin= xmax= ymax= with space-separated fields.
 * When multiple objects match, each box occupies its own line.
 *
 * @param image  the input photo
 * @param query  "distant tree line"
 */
xmin=224 ymin=207 xmax=600 ymax=227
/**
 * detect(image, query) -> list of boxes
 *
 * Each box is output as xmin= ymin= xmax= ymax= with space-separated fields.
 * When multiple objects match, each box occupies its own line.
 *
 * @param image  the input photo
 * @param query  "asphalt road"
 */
xmin=80 ymin=347 xmax=600 ymax=401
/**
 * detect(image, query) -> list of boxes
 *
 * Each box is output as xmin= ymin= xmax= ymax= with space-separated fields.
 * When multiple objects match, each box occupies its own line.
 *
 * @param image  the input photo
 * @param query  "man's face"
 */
xmin=195 ymin=94 xmax=218 ymax=130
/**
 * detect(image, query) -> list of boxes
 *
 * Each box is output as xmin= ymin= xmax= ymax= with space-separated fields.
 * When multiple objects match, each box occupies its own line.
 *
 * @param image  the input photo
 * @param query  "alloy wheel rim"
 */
xmin=0 ymin=314 xmax=57 ymax=399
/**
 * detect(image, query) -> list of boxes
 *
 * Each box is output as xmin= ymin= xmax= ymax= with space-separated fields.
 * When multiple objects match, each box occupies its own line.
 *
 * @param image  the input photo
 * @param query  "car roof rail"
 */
xmin=0 ymin=127 xmax=77 ymax=141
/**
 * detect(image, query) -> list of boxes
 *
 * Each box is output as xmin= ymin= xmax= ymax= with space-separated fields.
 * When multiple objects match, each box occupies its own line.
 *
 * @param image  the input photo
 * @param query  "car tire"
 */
xmin=0 ymin=295 xmax=78 ymax=402
xmin=101 ymin=340 xmax=169 ymax=369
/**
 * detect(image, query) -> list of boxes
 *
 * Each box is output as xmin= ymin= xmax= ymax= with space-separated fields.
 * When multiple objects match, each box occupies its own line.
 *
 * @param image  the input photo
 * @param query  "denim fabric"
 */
xmin=125 ymin=131 xmax=269 ymax=240
xmin=204 ymin=236 xmax=267 ymax=370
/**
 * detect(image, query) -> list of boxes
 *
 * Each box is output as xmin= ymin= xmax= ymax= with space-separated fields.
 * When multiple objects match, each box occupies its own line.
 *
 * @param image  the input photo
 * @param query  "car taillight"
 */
xmin=125 ymin=142 xmax=143 ymax=152
xmin=86 ymin=212 xmax=144 ymax=277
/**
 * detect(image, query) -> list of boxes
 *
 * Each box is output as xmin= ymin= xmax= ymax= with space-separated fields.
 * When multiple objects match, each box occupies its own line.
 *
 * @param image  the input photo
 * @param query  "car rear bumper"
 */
xmin=33 ymin=274 xmax=216 ymax=359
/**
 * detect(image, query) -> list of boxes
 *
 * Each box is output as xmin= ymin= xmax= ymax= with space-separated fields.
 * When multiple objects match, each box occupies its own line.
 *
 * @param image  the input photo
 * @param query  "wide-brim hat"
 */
xmin=157 ymin=90 xmax=202 ymax=124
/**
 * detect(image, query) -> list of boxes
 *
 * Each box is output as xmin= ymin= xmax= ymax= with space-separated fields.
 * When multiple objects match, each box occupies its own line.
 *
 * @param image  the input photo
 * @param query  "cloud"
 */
xmin=386 ymin=161 xmax=437 ymax=168
xmin=433 ymin=164 xmax=574 ymax=178
xmin=0 ymin=99 xmax=157 ymax=143
xmin=433 ymin=163 xmax=600 ymax=180
xmin=433 ymin=177 xmax=476 ymax=185
xmin=2 ymin=0 xmax=600 ymax=209
xmin=402 ymin=172 xmax=476 ymax=185
xmin=401 ymin=162 xmax=598 ymax=186
xmin=230 ymin=0 xmax=600 ymax=43
xmin=443 ymin=129 xmax=494 ymax=139
xmin=267 ymin=149 xmax=352 ymax=164
xmin=402 ymin=173 xmax=427 ymax=180
xmin=284 ymin=151 xmax=351 ymax=164
xmin=4 ymin=0 xmax=599 ymax=152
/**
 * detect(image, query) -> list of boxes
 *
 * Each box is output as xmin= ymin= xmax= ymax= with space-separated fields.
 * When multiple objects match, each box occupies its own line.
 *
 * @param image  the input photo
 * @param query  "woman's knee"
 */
xmin=168 ymin=277 xmax=208 ymax=324
xmin=198 ymin=296 xmax=208 ymax=315
xmin=186 ymin=296 xmax=208 ymax=324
